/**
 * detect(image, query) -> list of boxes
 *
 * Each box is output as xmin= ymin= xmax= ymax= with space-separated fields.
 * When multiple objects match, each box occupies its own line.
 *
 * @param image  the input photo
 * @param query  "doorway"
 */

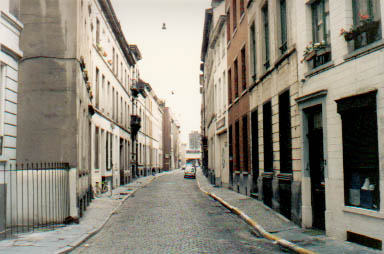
xmin=306 ymin=105 xmax=326 ymax=230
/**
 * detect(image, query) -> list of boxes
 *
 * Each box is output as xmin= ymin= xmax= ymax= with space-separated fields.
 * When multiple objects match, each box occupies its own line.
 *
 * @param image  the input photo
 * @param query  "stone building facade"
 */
xmin=201 ymin=0 xmax=230 ymax=188
xmin=0 ymin=0 xmax=23 ymax=170
xmin=247 ymin=0 xmax=301 ymax=224
xmin=295 ymin=0 xmax=384 ymax=247
xmin=226 ymin=0 xmax=251 ymax=194
xmin=15 ymin=0 xmax=166 ymax=218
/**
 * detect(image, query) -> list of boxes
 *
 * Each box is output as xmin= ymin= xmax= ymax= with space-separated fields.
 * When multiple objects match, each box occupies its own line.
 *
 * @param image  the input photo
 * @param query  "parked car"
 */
xmin=184 ymin=167 xmax=196 ymax=179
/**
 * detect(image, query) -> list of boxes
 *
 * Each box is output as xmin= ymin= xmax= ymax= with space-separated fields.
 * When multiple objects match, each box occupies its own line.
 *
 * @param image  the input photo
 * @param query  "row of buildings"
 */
xmin=200 ymin=0 xmax=384 ymax=249
xmin=0 ymin=0 xmax=182 ymax=225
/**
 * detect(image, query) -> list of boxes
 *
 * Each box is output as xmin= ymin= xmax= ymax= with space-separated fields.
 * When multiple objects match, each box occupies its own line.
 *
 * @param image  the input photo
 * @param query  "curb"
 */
xmin=56 ymin=176 xmax=158 ymax=254
xmin=196 ymin=175 xmax=316 ymax=254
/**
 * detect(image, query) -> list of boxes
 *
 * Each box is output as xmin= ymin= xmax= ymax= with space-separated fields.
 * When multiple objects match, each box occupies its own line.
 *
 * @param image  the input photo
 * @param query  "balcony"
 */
xmin=130 ymin=115 xmax=141 ymax=138
xmin=130 ymin=80 xmax=147 ymax=98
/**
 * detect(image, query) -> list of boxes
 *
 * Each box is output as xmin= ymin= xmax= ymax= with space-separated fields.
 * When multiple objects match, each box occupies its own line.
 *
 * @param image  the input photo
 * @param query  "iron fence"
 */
xmin=0 ymin=162 xmax=70 ymax=239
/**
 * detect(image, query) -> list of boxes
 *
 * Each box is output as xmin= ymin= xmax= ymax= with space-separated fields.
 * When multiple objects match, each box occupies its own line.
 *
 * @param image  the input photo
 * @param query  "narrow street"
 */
xmin=73 ymin=170 xmax=285 ymax=254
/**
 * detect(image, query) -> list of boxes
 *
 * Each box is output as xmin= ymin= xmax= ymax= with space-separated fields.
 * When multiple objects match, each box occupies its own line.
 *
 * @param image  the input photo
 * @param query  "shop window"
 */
xmin=352 ymin=0 xmax=382 ymax=50
xmin=337 ymin=91 xmax=380 ymax=210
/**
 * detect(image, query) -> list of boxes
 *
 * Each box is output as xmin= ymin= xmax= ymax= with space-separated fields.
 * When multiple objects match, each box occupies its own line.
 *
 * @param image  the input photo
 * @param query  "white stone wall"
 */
xmin=296 ymin=0 xmax=384 ymax=243
xmin=0 ymin=5 xmax=23 ymax=170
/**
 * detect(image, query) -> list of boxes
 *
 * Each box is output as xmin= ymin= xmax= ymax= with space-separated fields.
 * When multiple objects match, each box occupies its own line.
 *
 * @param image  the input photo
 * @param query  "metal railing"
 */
xmin=0 ymin=162 xmax=70 ymax=239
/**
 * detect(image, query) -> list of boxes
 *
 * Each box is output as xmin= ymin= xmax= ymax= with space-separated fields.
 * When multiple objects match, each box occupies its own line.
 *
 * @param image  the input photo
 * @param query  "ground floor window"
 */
xmin=337 ymin=91 xmax=380 ymax=210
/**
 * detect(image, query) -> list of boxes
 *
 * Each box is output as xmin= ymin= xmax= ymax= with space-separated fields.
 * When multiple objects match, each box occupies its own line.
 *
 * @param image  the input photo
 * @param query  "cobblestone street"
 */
xmin=73 ymin=170 xmax=285 ymax=254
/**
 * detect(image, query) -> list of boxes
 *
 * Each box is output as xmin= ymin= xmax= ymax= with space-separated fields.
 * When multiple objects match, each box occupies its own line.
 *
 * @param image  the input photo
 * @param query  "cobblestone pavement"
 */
xmin=73 ymin=170 xmax=286 ymax=254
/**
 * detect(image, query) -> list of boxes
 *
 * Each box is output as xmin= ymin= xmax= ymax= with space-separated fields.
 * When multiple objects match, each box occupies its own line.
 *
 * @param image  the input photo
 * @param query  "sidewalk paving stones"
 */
xmin=196 ymin=168 xmax=382 ymax=254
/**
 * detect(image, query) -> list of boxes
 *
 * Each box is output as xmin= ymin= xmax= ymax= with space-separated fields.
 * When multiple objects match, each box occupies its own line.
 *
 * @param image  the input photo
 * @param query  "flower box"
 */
xmin=304 ymin=50 xmax=316 ymax=61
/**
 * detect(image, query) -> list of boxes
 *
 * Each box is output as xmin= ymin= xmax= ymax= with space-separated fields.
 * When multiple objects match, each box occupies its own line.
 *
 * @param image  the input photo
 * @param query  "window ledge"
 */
xmin=232 ymin=27 xmax=238 ymax=39
xmin=242 ymin=171 xmax=249 ymax=176
xmin=343 ymin=206 xmax=384 ymax=219
xmin=343 ymin=39 xmax=384 ymax=62
xmin=234 ymin=171 xmax=241 ymax=175
xmin=240 ymin=13 xmax=245 ymax=24
xmin=304 ymin=60 xmax=335 ymax=78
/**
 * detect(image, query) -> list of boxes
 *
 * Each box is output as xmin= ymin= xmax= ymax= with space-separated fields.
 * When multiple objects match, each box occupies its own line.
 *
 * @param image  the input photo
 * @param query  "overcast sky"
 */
xmin=111 ymin=0 xmax=211 ymax=143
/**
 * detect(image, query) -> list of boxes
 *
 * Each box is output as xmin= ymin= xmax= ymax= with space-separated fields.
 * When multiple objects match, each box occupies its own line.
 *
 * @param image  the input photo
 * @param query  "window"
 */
xmin=229 ymin=125 xmax=234 ymax=184
xmin=241 ymin=47 xmax=247 ymax=90
xmin=228 ymin=69 xmax=232 ymax=104
xmin=240 ymin=0 xmax=245 ymax=17
xmin=262 ymin=3 xmax=270 ymax=70
xmin=107 ymin=82 xmax=111 ymax=116
xmin=96 ymin=18 xmax=100 ymax=45
xmin=352 ymin=0 xmax=382 ymax=50
xmin=250 ymin=23 xmax=257 ymax=82
xmin=235 ymin=121 xmax=240 ymax=171
xmin=116 ymin=54 xmax=119 ymax=76
xmin=112 ymin=87 xmax=115 ymax=119
xmin=263 ymin=101 xmax=273 ymax=172
xmin=96 ymin=68 xmax=99 ymax=108
xmin=337 ymin=91 xmax=380 ymax=211
xmin=234 ymin=59 xmax=239 ymax=98
xmin=279 ymin=90 xmax=292 ymax=173
xmin=227 ymin=10 xmax=231 ymax=43
xmin=112 ymin=48 xmax=115 ymax=73
xmin=232 ymin=0 xmax=237 ymax=31
xmin=311 ymin=0 xmax=331 ymax=68
xmin=101 ymin=75 xmax=105 ymax=112
xmin=242 ymin=115 xmax=249 ymax=172
xmin=279 ymin=0 xmax=288 ymax=54
xmin=95 ymin=127 xmax=99 ymax=169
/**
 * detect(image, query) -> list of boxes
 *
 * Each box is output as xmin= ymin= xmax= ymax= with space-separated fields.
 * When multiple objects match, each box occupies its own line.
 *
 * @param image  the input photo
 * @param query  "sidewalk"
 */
xmin=196 ymin=169 xmax=382 ymax=254
xmin=0 ymin=171 xmax=174 ymax=254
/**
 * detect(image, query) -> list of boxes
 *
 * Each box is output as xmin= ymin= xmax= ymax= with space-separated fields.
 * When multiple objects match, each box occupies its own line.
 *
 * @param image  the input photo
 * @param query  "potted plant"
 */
xmin=108 ymin=59 xmax=112 ymax=65
xmin=103 ymin=51 xmax=108 ymax=57
xmin=87 ymin=81 xmax=91 ymax=91
xmin=340 ymin=27 xmax=355 ymax=41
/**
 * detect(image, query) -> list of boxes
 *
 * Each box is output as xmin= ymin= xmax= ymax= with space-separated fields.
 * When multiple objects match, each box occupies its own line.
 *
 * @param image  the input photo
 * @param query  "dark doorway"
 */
xmin=306 ymin=105 xmax=325 ymax=230
xmin=251 ymin=110 xmax=259 ymax=193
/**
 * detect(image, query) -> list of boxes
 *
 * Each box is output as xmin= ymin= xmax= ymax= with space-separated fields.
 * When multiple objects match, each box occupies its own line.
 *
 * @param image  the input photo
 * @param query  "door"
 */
xmin=306 ymin=106 xmax=326 ymax=230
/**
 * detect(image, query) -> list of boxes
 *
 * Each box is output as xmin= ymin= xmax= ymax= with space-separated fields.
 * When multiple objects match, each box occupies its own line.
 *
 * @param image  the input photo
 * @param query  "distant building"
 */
xmin=188 ymin=131 xmax=201 ymax=150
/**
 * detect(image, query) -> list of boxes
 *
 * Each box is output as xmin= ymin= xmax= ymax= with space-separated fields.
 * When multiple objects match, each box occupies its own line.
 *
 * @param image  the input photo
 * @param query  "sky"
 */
xmin=111 ymin=0 xmax=211 ymax=144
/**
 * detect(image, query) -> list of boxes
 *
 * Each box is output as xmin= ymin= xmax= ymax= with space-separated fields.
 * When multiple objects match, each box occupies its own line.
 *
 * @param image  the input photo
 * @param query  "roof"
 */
xmin=98 ymin=0 xmax=137 ymax=66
